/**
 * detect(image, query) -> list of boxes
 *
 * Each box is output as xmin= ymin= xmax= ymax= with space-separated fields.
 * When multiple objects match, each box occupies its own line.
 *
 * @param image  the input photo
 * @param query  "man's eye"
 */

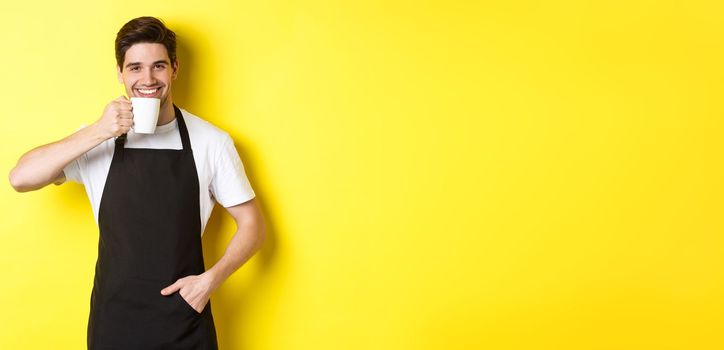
xmin=130 ymin=66 xmax=140 ymax=71
xmin=155 ymin=65 xmax=165 ymax=69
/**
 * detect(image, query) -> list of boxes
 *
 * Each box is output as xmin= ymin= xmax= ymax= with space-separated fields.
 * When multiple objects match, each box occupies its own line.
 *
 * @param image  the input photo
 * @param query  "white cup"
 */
xmin=130 ymin=97 xmax=161 ymax=134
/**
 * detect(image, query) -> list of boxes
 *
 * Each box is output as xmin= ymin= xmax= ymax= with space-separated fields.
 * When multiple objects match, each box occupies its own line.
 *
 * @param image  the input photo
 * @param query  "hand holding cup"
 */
xmin=95 ymin=96 xmax=134 ymax=140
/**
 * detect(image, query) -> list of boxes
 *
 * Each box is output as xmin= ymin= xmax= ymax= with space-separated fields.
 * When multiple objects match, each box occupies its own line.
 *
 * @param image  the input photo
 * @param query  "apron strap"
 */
xmin=114 ymin=133 xmax=126 ymax=161
xmin=173 ymin=104 xmax=192 ymax=153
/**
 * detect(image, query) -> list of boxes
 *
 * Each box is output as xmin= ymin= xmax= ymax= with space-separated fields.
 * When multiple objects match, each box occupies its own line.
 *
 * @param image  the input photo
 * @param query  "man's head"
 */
xmin=115 ymin=17 xmax=178 ymax=108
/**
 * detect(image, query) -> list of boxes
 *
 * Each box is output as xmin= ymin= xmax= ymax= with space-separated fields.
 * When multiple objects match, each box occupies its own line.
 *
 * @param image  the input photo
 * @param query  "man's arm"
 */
xmin=10 ymin=124 xmax=108 ymax=192
xmin=8 ymin=96 xmax=134 ymax=192
xmin=161 ymin=198 xmax=266 ymax=312
xmin=207 ymin=198 xmax=266 ymax=286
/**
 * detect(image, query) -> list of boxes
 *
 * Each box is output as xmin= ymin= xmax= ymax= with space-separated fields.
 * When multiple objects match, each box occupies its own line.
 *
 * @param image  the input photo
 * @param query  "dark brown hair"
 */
xmin=115 ymin=16 xmax=177 ymax=71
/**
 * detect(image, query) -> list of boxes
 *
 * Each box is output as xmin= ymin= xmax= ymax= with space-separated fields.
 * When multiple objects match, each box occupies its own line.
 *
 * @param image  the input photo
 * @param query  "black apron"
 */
xmin=88 ymin=105 xmax=218 ymax=349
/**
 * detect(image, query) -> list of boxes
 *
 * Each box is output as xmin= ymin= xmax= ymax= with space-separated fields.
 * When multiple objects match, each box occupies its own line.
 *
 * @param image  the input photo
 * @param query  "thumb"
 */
xmin=161 ymin=280 xmax=183 ymax=296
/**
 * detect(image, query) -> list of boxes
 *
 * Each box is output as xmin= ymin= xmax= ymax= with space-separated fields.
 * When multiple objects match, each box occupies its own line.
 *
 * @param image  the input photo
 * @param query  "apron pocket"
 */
xmin=99 ymin=276 xmax=202 ymax=346
xmin=175 ymin=291 xmax=203 ymax=315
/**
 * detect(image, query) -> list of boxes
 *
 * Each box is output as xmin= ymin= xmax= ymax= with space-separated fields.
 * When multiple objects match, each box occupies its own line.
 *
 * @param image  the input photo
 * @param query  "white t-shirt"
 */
xmin=62 ymin=107 xmax=256 ymax=236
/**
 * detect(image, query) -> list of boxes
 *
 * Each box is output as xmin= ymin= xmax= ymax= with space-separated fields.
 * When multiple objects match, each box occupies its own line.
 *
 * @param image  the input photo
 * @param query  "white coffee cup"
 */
xmin=130 ymin=97 xmax=161 ymax=134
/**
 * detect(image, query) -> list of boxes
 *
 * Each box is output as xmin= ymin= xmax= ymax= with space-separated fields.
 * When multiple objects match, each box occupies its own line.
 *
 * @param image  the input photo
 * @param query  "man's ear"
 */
xmin=172 ymin=59 xmax=179 ymax=80
xmin=117 ymin=65 xmax=123 ymax=84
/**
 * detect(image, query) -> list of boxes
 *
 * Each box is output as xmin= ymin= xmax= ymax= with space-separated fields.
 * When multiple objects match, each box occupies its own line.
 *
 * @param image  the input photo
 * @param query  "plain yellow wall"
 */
xmin=1 ymin=1 xmax=723 ymax=349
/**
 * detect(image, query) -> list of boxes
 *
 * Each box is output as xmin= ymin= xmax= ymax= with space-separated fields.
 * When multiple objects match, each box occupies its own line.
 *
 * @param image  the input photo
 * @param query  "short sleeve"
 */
xmin=209 ymin=134 xmax=256 ymax=207
xmin=63 ymin=158 xmax=83 ymax=184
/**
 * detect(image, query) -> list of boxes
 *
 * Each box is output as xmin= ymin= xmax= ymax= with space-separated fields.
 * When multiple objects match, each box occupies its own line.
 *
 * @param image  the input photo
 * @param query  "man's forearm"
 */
xmin=9 ymin=123 xmax=107 ymax=192
xmin=206 ymin=220 xmax=266 ymax=290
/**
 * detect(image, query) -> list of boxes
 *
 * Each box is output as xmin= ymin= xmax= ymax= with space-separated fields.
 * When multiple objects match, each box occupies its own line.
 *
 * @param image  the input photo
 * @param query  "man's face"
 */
xmin=117 ymin=42 xmax=178 ymax=106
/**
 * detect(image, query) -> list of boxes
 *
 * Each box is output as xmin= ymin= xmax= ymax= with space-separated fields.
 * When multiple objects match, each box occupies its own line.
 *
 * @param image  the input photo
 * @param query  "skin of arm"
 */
xmin=160 ymin=198 xmax=266 ymax=313
xmin=8 ymin=96 xmax=134 ymax=192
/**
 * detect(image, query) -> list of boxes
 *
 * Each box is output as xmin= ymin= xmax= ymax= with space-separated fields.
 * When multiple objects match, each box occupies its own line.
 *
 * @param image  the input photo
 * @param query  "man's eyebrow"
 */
xmin=124 ymin=60 xmax=170 ymax=68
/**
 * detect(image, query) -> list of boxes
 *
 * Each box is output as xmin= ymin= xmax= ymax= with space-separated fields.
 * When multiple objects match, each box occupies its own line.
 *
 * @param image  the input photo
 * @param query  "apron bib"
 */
xmin=87 ymin=105 xmax=218 ymax=349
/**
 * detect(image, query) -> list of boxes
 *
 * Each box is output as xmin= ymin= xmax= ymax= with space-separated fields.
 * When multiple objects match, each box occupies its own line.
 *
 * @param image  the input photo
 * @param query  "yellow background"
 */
xmin=1 ymin=0 xmax=723 ymax=349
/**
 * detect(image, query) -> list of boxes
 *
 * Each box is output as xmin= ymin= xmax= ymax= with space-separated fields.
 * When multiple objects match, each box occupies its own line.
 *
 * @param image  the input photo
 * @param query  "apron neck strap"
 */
xmin=174 ymin=104 xmax=192 ymax=152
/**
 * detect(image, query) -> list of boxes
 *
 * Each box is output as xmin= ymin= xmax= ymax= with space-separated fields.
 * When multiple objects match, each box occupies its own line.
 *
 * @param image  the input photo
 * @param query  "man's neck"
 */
xmin=156 ymin=99 xmax=176 ymax=126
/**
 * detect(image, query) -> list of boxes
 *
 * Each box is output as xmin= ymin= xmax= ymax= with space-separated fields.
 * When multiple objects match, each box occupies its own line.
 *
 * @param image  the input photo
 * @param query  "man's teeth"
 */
xmin=138 ymin=88 xmax=158 ymax=94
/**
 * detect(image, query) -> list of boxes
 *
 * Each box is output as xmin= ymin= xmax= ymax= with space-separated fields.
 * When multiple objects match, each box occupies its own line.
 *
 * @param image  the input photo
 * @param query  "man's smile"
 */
xmin=135 ymin=87 xmax=162 ymax=98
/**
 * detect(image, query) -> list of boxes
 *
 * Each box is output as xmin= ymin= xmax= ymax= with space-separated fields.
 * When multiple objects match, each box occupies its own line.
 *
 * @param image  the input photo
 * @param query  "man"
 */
xmin=8 ymin=16 xmax=265 ymax=349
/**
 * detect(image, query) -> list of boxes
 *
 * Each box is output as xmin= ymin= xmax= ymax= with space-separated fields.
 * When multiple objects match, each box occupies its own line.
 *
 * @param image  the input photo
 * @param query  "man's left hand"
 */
xmin=160 ymin=273 xmax=216 ymax=313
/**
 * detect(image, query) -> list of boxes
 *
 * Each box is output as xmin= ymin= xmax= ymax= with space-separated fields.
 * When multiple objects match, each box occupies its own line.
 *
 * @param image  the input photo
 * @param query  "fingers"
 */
xmin=178 ymin=288 xmax=208 ymax=313
xmin=114 ymin=111 xmax=134 ymax=131
xmin=160 ymin=279 xmax=183 ymax=295
xmin=111 ymin=104 xmax=133 ymax=133
xmin=117 ymin=121 xmax=133 ymax=129
xmin=113 ymin=96 xmax=132 ymax=110
xmin=96 ymin=97 xmax=134 ymax=139
xmin=116 ymin=101 xmax=133 ymax=112
xmin=181 ymin=293 xmax=206 ymax=313
xmin=117 ymin=111 xmax=133 ymax=120
xmin=161 ymin=276 xmax=209 ymax=313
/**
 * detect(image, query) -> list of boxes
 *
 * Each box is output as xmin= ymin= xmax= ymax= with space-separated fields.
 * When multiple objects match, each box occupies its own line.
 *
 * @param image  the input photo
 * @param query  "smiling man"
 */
xmin=8 ymin=17 xmax=265 ymax=349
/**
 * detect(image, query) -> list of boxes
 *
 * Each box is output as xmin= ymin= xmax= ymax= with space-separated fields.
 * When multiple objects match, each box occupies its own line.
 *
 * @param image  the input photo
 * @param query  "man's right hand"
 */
xmin=94 ymin=96 xmax=134 ymax=140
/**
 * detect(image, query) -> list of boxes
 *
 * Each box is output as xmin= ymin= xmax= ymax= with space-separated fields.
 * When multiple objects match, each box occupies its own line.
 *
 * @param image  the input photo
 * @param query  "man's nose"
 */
xmin=141 ymin=68 xmax=156 ymax=85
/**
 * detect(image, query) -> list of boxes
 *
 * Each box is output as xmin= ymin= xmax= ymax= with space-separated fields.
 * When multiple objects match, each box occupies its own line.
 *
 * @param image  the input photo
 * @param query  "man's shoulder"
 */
xmin=179 ymin=108 xmax=231 ymax=143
